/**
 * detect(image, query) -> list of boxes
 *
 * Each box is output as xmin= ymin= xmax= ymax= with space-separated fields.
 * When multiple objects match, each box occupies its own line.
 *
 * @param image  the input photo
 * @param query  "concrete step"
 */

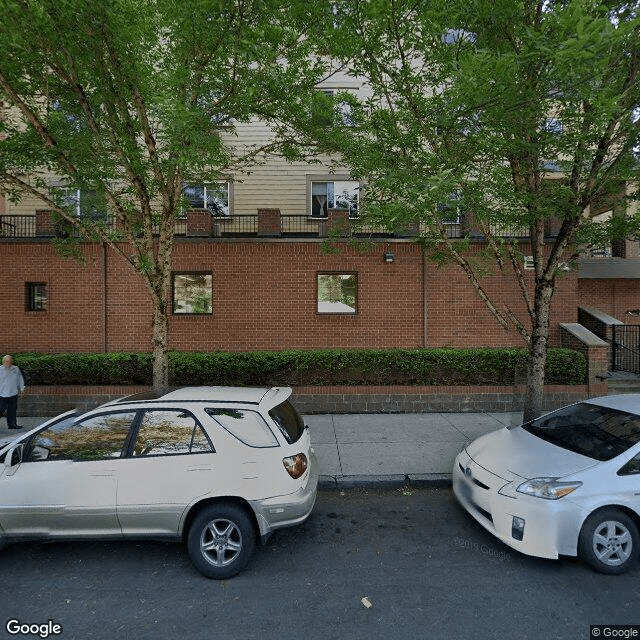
xmin=607 ymin=373 xmax=640 ymax=395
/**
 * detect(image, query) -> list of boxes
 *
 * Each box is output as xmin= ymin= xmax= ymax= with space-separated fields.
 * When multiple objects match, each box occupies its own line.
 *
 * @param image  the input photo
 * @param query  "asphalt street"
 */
xmin=1 ymin=487 xmax=638 ymax=640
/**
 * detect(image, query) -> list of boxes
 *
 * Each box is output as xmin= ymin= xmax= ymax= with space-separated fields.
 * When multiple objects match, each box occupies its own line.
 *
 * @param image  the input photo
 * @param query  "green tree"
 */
xmin=301 ymin=0 xmax=640 ymax=420
xmin=0 ymin=0 xmax=323 ymax=388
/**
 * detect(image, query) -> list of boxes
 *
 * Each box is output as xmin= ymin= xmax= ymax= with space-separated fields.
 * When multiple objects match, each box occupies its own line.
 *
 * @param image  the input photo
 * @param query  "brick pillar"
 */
xmin=461 ymin=211 xmax=483 ymax=238
xmin=257 ymin=208 xmax=281 ymax=237
xmin=622 ymin=239 xmax=640 ymax=259
xmin=560 ymin=323 xmax=609 ymax=385
xmin=327 ymin=208 xmax=351 ymax=237
xmin=36 ymin=210 xmax=56 ymax=237
xmin=544 ymin=217 xmax=563 ymax=238
xmin=186 ymin=209 xmax=213 ymax=237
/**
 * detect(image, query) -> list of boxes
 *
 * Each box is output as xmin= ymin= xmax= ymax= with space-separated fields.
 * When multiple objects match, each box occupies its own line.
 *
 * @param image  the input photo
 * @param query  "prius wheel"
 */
xmin=578 ymin=509 xmax=640 ymax=575
xmin=187 ymin=503 xmax=256 ymax=579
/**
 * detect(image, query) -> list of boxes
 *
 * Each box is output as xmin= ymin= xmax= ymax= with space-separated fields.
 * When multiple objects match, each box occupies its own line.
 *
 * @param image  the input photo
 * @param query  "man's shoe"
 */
xmin=8 ymin=425 xmax=21 ymax=429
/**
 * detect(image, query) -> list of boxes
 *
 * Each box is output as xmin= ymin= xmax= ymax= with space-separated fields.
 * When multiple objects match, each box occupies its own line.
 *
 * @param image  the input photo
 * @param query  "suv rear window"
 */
xmin=205 ymin=408 xmax=278 ymax=448
xmin=269 ymin=401 xmax=305 ymax=444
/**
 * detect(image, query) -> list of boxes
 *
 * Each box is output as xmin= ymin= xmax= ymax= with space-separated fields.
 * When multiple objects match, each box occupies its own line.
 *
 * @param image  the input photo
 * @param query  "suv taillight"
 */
xmin=283 ymin=453 xmax=308 ymax=479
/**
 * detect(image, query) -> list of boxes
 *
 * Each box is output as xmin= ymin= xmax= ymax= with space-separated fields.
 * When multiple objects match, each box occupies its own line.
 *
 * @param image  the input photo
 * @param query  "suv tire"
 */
xmin=187 ymin=503 xmax=256 ymax=579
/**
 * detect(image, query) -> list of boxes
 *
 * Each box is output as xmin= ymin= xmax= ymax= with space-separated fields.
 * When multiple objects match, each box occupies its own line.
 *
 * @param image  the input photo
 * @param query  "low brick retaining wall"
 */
xmin=293 ymin=383 xmax=607 ymax=413
xmin=18 ymin=383 xmax=608 ymax=416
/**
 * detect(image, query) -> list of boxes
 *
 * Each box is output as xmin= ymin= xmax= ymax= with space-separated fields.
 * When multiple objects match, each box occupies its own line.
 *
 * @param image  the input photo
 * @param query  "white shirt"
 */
xmin=0 ymin=365 xmax=25 ymax=397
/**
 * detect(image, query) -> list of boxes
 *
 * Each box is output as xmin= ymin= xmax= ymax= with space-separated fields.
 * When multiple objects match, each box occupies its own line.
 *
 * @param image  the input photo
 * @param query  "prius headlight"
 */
xmin=516 ymin=478 xmax=582 ymax=500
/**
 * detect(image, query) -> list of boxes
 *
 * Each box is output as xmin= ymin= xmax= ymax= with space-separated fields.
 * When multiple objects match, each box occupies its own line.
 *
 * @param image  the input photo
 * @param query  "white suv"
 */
xmin=0 ymin=386 xmax=318 ymax=579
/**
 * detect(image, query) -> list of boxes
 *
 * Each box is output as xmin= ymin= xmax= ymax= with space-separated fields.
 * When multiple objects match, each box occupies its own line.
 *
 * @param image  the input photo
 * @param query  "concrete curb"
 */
xmin=318 ymin=473 xmax=452 ymax=489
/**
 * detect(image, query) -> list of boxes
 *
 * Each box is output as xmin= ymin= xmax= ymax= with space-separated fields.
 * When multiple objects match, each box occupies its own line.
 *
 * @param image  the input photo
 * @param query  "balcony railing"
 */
xmin=0 ymin=212 xmax=533 ymax=241
xmin=0 ymin=215 xmax=36 ymax=237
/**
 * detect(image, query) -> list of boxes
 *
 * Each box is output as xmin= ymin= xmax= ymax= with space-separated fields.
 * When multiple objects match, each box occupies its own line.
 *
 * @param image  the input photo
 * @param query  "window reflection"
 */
xmin=27 ymin=412 xmax=135 ymax=461
xmin=133 ymin=410 xmax=213 ymax=456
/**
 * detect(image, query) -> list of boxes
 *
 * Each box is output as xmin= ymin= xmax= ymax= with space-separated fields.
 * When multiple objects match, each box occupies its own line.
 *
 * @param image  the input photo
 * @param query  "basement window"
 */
xmin=26 ymin=283 xmax=47 ymax=312
xmin=173 ymin=272 xmax=213 ymax=315
xmin=317 ymin=272 xmax=358 ymax=314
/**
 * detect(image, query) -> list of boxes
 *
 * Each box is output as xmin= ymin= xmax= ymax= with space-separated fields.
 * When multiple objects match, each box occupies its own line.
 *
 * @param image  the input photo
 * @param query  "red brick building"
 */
xmin=0 ymin=225 xmax=582 ymax=355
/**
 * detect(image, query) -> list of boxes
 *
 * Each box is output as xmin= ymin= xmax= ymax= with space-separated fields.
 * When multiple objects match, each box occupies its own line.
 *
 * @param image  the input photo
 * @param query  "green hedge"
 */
xmin=12 ymin=348 xmax=586 ymax=387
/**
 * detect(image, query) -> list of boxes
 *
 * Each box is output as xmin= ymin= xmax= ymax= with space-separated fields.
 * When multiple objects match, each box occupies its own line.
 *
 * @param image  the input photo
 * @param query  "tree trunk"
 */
xmin=150 ymin=213 xmax=177 ymax=391
xmin=152 ymin=296 xmax=170 ymax=390
xmin=523 ymin=280 xmax=554 ymax=422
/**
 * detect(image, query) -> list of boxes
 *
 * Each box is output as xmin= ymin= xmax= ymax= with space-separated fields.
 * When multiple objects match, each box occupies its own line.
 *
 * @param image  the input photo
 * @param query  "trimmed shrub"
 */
xmin=13 ymin=348 xmax=586 ymax=387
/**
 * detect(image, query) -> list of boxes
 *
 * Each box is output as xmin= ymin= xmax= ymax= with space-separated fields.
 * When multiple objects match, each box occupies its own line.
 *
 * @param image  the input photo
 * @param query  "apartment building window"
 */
xmin=61 ymin=188 xmax=107 ymax=220
xmin=317 ymin=272 xmax=358 ymax=314
xmin=172 ymin=272 xmax=213 ymax=315
xmin=309 ymin=179 xmax=359 ymax=218
xmin=313 ymin=89 xmax=354 ymax=127
xmin=26 ymin=283 xmax=47 ymax=312
xmin=183 ymin=182 xmax=230 ymax=217
xmin=438 ymin=191 xmax=462 ymax=225
xmin=543 ymin=118 xmax=563 ymax=135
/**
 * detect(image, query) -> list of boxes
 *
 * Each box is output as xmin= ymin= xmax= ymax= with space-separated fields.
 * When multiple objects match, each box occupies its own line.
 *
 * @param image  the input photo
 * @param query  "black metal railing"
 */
xmin=612 ymin=325 xmax=640 ymax=374
xmin=0 ymin=212 xmax=526 ymax=241
xmin=281 ymin=214 xmax=321 ymax=235
xmin=219 ymin=214 xmax=258 ymax=236
xmin=0 ymin=215 xmax=36 ymax=237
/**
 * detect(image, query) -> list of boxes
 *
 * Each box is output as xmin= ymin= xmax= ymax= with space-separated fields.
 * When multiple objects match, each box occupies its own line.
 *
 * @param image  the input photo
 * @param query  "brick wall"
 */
xmin=186 ymin=209 xmax=213 ymax=237
xmin=579 ymin=279 xmax=640 ymax=326
xmin=425 ymin=244 xmax=578 ymax=347
xmin=0 ymin=242 xmax=106 ymax=353
xmin=0 ymin=238 xmax=580 ymax=354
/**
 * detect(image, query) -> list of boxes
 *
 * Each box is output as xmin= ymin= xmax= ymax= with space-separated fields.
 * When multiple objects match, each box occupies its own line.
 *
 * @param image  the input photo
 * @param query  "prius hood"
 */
xmin=465 ymin=426 xmax=600 ymax=481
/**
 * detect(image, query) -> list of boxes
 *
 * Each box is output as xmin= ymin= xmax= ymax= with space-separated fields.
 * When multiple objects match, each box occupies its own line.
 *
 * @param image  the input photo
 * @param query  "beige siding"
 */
xmin=220 ymin=118 xmax=352 ymax=216
xmin=4 ymin=172 xmax=53 ymax=216
xmin=1 ymin=65 xmax=366 ymax=219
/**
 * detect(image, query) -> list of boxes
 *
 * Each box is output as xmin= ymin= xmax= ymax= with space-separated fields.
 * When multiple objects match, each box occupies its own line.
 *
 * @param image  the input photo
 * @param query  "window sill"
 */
xmin=172 ymin=313 xmax=214 ymax=317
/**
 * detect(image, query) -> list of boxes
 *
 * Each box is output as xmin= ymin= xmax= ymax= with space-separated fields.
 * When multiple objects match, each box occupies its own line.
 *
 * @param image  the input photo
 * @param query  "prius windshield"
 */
xmin=522 ymin=403 xmax=640 ymax=461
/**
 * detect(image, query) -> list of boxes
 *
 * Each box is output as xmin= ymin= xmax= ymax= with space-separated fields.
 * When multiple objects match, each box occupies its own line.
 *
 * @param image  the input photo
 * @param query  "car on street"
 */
xmin=0 ymin=386 xmax=318 ymax=579
xmin=453 ymin=394 xmax=640 ymax=574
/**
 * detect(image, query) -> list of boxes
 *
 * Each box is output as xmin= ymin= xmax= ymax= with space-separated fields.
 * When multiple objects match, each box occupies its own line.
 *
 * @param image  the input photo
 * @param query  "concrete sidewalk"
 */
xmin=306 ymin=412 xmax=522 ymax=487
xmin=2 ymin=412 xmax=523 ymax=487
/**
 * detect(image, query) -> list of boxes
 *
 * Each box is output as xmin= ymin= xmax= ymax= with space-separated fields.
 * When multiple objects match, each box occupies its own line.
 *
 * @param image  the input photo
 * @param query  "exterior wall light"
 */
xmin=383 ymin=252 xmax=395 ymax=263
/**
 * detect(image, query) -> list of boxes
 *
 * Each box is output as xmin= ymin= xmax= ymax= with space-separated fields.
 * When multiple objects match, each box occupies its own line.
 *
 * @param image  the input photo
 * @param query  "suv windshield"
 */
xmin=523 ymin=402 xmax=640 ymax=461
xmin=269 ymin=401 xmax=305 ymax=444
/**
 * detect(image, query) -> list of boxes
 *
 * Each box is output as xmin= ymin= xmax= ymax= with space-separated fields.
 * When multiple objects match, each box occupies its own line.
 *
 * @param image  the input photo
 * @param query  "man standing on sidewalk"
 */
xmin=0 ymin=355 xmax=25 ymax=430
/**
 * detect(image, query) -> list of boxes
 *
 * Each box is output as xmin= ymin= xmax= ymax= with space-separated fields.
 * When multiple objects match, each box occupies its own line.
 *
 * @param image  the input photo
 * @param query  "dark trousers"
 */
xmin=0 ymin=395 xmax=18 ymax=428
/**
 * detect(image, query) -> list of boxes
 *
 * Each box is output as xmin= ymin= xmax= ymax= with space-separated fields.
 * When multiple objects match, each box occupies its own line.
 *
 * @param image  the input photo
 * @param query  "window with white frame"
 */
xmin=542 ymin=118 xmax=563 ymax=135
xmin=437 ymin=191 xmax=462 ymax=224
xmin=183 ymin=182 xmax=230 ymax=217
xmin=309 ymin=180 xmax=359 ymax=218
xmin=60 ymin=188 xmax=106 ymax=220
xmin=312 ymin=89 xmax=355 ymax=127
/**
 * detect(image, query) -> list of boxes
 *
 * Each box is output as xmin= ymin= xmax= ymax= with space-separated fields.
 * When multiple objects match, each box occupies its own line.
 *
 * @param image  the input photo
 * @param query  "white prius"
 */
xmin=453 ymin=394 xmax=640 ymax=574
